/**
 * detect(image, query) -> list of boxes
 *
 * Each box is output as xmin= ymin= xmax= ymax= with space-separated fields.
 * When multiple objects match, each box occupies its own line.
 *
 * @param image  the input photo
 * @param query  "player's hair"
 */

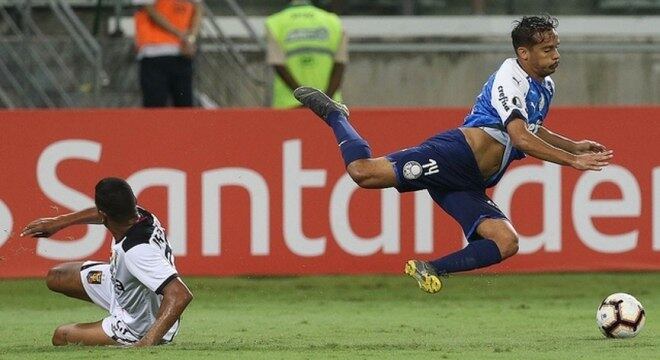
xmin=95 ymin=177 xmax=137 ymax=222
xmin=511 ymin=15 xmax=559 ymax=52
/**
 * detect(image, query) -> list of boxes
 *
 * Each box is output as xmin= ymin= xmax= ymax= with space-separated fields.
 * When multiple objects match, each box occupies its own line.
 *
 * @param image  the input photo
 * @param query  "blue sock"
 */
xmin=327 ymin=111 xmax=372 ymax=167
xmin=429 ymin=239 xmax=503 ymax=274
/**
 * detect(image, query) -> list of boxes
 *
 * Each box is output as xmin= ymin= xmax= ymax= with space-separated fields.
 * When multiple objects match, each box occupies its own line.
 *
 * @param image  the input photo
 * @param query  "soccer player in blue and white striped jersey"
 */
xmin=295 ymin=15 xmax=613 ymax=294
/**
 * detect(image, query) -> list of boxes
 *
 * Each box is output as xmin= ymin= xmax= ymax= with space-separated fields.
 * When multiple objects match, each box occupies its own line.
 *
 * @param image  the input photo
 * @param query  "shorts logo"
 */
xmin=86 ymin=271 xmax=102 ymax=284
xmin=402 ymin=161 xmax=423 ymax=180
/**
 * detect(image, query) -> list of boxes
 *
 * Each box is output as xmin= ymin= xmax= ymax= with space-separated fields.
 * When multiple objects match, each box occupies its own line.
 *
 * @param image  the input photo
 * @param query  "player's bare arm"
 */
xmin=507 ymin=118 xmax=613 ymax=171
xmin=20 ymin=207 xmax=103 ymax=238
xmin=134 ymin=278 xmax=193 ymax=347
xmin=537 ymin=126 xmax=608 ymax=155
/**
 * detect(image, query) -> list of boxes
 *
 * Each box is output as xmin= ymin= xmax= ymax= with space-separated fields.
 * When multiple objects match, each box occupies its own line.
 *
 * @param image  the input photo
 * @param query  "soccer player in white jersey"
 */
xmin=294 ymin=16 xmax=613 ymax=294
xmin=20 ymin=178 xmax=193 ymax=346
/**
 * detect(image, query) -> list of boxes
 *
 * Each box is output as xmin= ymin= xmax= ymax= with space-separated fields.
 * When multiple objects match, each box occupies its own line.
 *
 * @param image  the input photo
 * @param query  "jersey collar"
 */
xmin=514 ymin=58 xmax=544 ymax=85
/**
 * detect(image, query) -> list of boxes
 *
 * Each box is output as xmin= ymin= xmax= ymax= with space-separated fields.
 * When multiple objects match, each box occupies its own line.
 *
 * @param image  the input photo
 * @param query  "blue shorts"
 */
xmin=386 ymin=129 xmax=508 ymax=241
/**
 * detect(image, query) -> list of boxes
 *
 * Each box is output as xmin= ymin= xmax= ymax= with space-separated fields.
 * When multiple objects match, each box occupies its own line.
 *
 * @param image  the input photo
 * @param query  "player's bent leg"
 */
xmin=409 ymin=192 xmax=514 ymax=286
xmin=476 ymin=218 xmax=519 ymax=260
xmin=52 ymin=320 xmax=118 ymax=346
xmin=346 ymin=157 xmax=398 ymax=189
xmin=46 ymin=262 xmax=93 ymax=302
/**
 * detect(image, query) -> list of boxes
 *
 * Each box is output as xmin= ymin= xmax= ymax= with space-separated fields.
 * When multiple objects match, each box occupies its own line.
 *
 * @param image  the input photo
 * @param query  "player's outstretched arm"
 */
xmin=134 ymin=278 xmax=193 ymax=347
xmin=20 ymin=207 xmax=103 ymax=238
xmin=537 ymin=126 xmax=609 ymax=155
xmin=507 ymin=118 xmax=613 ymax=171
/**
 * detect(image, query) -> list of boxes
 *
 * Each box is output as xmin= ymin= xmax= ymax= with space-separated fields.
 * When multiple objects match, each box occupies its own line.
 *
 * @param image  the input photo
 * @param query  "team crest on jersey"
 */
xmin=86 ymin=271 xmax=103 ymax=284
xmin=402 ymin=161 xmax=423 ymax=180
xmin=512 ymin=96 xmax=523 ymax=109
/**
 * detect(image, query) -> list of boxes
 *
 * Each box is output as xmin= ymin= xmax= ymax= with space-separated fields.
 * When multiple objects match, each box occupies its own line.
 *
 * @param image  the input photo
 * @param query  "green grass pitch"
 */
xmin=0 ymin=273 xmax=657 ymax=359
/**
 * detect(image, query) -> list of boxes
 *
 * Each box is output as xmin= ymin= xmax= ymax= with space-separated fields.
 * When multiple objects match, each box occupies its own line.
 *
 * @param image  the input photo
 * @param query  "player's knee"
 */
xmin=497 ymin=232 xmax=519 ymax=259
xmin=346 ymin=161 xmax=376 ymax=188
xmin=348 ymin=171 xmax=371 ymax=188
xmin=46 ymin=266 xmax=65 ymax=293
xmin=52 ymin=325 xmax=70 ymax=346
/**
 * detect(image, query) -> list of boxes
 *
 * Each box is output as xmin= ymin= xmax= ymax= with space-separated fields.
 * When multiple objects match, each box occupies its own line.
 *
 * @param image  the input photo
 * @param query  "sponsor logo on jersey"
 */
xmin=86 ymin=271 xmax=103 ymax=284
xmin=402 ymin=161 xmax=423 ymax=180
xmin=114 ymin=279 xmax=125 ymax=292
xmin=497 ymin=86 xmax=510 ymax=111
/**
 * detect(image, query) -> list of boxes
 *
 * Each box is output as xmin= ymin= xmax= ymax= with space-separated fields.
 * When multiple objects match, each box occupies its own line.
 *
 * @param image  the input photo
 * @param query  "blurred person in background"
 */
xmin=294 ymin=16 xmax=613 ymax=295
xmin=20 ymin=178 xmax=192 ymax=346
xmin=134 ymin=0 xmax=202 ymax=107
xmin=266 ymin=0 xmax=348 ymax=109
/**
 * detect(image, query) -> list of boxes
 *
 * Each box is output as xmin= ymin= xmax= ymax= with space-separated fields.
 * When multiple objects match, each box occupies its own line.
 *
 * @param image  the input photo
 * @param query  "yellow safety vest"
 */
xmin=266 ymin=4 xmax=343 ymax=108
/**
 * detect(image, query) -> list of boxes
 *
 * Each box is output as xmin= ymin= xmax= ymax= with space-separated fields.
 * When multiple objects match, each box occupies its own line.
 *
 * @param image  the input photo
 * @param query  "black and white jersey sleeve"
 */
xmin=123 ymin=243 xmax=178 ymax=295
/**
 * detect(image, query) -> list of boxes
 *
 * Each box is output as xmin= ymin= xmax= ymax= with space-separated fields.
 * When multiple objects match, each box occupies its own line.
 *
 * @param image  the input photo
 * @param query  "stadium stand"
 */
xmin=0 ymin=0 xmax=658 ymax=107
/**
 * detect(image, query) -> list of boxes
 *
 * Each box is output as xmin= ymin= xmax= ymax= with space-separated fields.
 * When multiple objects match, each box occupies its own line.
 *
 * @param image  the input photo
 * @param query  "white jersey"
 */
xmin=463 ymin=58 xmax=555 ymax=187
xmin=109 ymin=207 xmax=178 ymax=340
xmin=81 ymin=207 xmax=179 ymax=344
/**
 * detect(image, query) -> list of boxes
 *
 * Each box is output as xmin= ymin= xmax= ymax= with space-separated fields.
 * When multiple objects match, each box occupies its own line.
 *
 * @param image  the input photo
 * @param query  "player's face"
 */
xmin=520 ymin=30 xmax=561 ymax=78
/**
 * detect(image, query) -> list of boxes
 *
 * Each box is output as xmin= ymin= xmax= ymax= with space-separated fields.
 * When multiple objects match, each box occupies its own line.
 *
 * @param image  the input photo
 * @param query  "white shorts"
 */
xmin=79 ymin=261 xmax=146 ymax=345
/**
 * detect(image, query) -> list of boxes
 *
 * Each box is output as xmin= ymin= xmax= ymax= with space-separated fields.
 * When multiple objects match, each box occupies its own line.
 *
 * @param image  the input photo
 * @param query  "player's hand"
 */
xmin=20 ymin=217 xmax=65 ymax=238
xmin=574 ymin=140 xmax=607 ymax=154
xmin=571 ymin=150 xmax=614 ymax=171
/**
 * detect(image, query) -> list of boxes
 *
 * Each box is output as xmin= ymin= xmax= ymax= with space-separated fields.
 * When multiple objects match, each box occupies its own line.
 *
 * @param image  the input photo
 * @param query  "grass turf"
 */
xmin=0 ymin=273 xmax=657 ymax=359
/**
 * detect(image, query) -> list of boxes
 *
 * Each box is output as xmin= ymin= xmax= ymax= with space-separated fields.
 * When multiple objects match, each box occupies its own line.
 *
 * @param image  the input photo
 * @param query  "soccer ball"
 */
xmin=596 ymin=293 xmax=646 ymax=338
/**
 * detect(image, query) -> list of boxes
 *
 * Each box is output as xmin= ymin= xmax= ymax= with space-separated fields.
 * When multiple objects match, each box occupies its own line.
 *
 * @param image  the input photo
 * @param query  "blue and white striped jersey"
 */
xmin=462 ymin=58 xmax=555 ymax=186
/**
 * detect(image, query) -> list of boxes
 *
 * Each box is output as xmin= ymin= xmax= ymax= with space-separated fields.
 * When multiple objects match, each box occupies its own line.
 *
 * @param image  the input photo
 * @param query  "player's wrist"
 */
xmin=53 ymin=214 xmax=72 ymax=227
xmin=571 ymin=141 xmax=585 ymax=154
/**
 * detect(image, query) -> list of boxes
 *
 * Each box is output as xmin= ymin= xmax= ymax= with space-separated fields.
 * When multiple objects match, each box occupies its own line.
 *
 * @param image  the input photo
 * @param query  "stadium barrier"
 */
xmin=0 ymin=107 xmax=658 ymax=277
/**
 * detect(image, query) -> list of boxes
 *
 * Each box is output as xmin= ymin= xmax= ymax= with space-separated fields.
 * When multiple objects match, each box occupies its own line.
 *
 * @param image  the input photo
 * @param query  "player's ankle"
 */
xmin=326 ymin=110 xmax=345 ymax=123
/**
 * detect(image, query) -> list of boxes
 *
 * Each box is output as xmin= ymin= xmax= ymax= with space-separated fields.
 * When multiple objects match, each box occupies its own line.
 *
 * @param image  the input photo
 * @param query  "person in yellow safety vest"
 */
xmin=266 ymin=0 xmax=348 ymax=109
xmin=134 ymin=0 xmax=202 ymax=107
